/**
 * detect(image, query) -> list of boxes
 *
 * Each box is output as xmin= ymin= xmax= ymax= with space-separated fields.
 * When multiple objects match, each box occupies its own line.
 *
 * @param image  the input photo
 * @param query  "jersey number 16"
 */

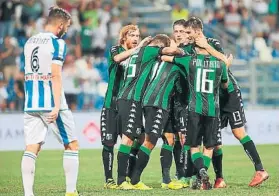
xmin=196 ymin=68 xmax=214 ymax=93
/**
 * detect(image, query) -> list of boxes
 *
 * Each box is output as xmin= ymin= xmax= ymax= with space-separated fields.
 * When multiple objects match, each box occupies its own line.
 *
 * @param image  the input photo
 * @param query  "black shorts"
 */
xmin=100 ymin=107 xmax=119 ymax=145
xmin=173 ymin=106 xmax=188 ymax=134
xmin=144 ymin=107 xmax=175 ymax=138
xmin=117 ymin=99 xmax=144 ymax=139
xmin=220 ymin=89 xmax=247 ymax=129
xmin=186 ymin=111 xmax=220 ymax=148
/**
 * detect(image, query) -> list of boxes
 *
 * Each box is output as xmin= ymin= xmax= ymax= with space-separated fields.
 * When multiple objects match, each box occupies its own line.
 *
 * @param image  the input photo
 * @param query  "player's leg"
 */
xmin=186 ymin=112 xmax=208 ymax=190
xmin=173 ymin=133 xmax=185 ymax=179
xmin=229 ymin=90 xmax=268 ymax=186
xmin=127 ymin=133 xmax=144 ymax=179
xmin=130 ymin=107 xmax=167 ymax=189
xmin=48 ymin=110 xmax=79 ymax=195
xmin=201 ymin=116 xmax=222 ymax=190
xmin=116 ymin=100 xmax=141 ymax=189
xmin=212 ymin=116 xmax=226 ymax=188
xmin=22 ymin=112 xmax=47 ymax=196
xmin=100 ymin=107 xmax=118 ymax=188
xmin=232 ymin=126 xmax=269 ymax=186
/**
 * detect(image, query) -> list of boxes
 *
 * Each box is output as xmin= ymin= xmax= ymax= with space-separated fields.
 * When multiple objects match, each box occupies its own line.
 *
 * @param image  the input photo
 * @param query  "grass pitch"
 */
xmin=0 ymin=145 xmax=278 ymax=196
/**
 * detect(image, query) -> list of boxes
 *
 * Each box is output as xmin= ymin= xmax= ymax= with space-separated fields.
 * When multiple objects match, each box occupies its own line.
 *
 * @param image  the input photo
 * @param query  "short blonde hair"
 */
xmin=119 ymin=25 xmax=139 ymax=45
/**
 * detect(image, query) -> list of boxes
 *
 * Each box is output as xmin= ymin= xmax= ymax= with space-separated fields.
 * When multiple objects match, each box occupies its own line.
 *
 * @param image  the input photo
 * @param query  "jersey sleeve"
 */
xmin=109 ymin=45 xmax=120 ymax=62
xmin=221 ymin=63 xmax=228 ymax=83
xmin=207 ymin=38 xmax=224 ymax=54
xmin=51 ymin=38 xmax=67 ymax=66
xmin=173 ymin=55 xmax=192 ymax=70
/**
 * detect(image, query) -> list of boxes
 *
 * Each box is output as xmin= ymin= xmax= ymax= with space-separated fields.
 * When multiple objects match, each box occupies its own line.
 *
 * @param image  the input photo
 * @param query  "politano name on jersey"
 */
xmin=174 ymin=54 xmax=228 ymax=117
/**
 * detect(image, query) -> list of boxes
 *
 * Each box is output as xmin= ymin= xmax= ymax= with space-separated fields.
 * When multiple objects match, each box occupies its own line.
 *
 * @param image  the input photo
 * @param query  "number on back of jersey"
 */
xmin=31 ymin=46 xmax=40 ymax=73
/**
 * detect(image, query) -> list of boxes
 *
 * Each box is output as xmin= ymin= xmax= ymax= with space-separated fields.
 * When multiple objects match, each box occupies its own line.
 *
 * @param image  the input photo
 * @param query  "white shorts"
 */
xmin=24 ymin=110 xmax=77 ymax=145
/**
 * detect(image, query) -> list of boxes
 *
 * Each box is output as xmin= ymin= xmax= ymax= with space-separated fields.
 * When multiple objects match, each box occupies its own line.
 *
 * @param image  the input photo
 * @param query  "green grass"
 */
xmin=0 ymin=145 xmax=278 ymax=196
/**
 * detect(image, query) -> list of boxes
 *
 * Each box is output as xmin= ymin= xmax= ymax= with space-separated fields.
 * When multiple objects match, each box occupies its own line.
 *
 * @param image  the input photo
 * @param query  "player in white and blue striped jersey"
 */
xmin=21 ymin=7 xmax=79 ymax=196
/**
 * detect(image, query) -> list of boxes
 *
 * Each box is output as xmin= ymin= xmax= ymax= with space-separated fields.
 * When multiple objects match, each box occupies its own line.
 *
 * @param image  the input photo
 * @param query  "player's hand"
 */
xmin=195 ymin=35 xmax=209 ymax=49
xmin=178 ymin=132 xmax=185 ymax=146
xmin=226 ymin=54 xmax=233 ymax=67
xmin=138 ymin=36 xmax=152 ymax=47
xmin=170 ymin=39 xmax=177 ymax=48
xmin=46 ymin=108 xmax=59 ymax=123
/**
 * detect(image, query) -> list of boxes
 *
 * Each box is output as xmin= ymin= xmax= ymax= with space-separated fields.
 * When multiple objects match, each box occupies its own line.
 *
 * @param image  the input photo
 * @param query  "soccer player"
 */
xmin=185 ymin=17 xmax=269 ymax=188
xmin=162 ymin=46 xmax=229 ymax=190
xmin=22 ymin=7 xmax=79 ymax=196
xmin=101 ymin=24 xmax=151 ymax=189
xmin=117 ymin=34 xmax=183 ymax=190
xmin=141 ymin=51 xmax=187 ymax=190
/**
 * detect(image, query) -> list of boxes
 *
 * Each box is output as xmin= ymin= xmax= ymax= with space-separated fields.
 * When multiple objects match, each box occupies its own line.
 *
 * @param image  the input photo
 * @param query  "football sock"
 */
xmin=117 ymin=144 xmax=131 ymax=185
xmin=240 ymin=135 xmax=264 ymax=171
xmin=212 ymin=148 xmax=223 ymax=178
xmin=131 ymin=145 xmax=151 ymax=185
xmin=160 ymin=144 xmax=173 ymax=184
xmin=203 ymin=155 xmax=211 ymax=171
xmin=127 ymin=141 xmax=140 ymax=178
xmin=184 ymin=145 xmax=194 ymax=178
xmin=173 ymin=141 xmax=185 ymax=179
xmin=191 ymin=152 xmax=205 ymax=174
xmin=21 ymin=151 xmax=37 ymax=196
xmin=63 ymin=150 xmax=79 ymax=193
xmin=102 ymin=145 xmax=114 ymax=181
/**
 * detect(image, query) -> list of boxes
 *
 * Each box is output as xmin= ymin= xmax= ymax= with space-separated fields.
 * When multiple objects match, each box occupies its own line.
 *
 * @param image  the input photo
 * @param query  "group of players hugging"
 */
xmin=100 ymin=17 xmax=269 ymax=190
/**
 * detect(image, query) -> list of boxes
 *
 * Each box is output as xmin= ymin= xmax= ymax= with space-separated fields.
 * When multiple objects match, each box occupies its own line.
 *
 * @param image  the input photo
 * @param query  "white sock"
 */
xmin=63 ymin=150 xmax=79 ymax=193
xmin=21 ymin=151 xmax=37 ymax=196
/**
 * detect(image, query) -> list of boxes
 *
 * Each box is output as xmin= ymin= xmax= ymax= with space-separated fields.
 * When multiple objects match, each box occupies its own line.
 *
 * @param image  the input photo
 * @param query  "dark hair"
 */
xmin=185 ymin=17 xmax=203 ymax=30
xmin=47 ymin=7 xmax=72 ymax=24
xmin=173 ymin=19 xmax=186 ymax=29
xmin=150 ymin=34 xmax=171 ymax=47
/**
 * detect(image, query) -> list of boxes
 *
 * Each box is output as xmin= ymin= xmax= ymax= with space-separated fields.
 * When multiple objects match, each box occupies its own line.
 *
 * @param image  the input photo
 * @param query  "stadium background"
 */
xmin=0 ymin=0 xmax=278 ymax=195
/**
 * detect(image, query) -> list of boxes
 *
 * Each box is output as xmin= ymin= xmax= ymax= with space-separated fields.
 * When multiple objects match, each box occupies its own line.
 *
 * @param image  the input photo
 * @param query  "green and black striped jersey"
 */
xmin=103 ymin=45 xmax=126 ymax=108
xmin=118 ymin=46 xmax=162 ymax=102
xmin=142 ymin=61 xmax=187 ymax=111
xmin=174 ymin=54 xmax=228 ymax=117
xmin=180 ymin=38 xmax=239 ymax=93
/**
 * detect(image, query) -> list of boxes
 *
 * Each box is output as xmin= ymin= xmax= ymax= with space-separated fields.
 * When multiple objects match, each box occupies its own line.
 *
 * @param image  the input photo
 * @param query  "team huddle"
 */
xmin=21 ymin=7 xmax=269 ymax=196
xmin=101 ymin=18 xmax=270 ymax=190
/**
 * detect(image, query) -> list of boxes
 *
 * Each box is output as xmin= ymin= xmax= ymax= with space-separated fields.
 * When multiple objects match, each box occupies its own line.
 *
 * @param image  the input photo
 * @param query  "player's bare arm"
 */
xmin=113 ymin=36 xmax=152 ymax=63
xmin=47 ymin=63 xmax=62 ymax=123
xmin=161 ymin=55 xmax=174 ymax=62
xmin=161 ymin=47 xmax=184 ymax=56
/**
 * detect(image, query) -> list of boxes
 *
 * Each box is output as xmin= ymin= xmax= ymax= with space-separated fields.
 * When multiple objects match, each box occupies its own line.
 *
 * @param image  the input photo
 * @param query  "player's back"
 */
xmin=143 ymin=61 xmax=186 ymax=110
xmin=24 ymin=32 xmax=67 ymax=112
xmin=187 ymin=54 xmax=227 ymax=117
xmin=118 ymin=45 xmax=161 ymax=102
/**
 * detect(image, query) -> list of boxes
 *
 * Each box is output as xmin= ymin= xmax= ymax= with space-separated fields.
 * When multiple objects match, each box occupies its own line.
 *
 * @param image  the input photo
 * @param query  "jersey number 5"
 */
xmin=196 ymin=68 xmax=214 ymax=93
xmin=126 ymin=54 xmax=138 ymax=78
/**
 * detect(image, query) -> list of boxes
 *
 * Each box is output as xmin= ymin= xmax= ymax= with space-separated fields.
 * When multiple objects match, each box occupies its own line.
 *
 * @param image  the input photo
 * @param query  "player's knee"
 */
xmin=145 ymin=132 xmax=159 ymax=149
xmin=25 ymin=144 xmax=41 ymax=155
xmin=214 ymin=145 xmax=222 ymax=150
xmin=121 ymin=134 xmax=134 ymax=146
xmin=232 ymin=127 xmax=246 ymax=140
xmin=163 ymin=133 xmax=174 ymax=146
xmin=65 ymin=140 xmax=79 ymax=151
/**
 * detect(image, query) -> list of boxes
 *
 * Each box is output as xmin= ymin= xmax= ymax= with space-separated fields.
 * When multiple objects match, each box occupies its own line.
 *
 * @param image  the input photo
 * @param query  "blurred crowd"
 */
xmin=0 ymin=0 xmax=278 ymax=112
